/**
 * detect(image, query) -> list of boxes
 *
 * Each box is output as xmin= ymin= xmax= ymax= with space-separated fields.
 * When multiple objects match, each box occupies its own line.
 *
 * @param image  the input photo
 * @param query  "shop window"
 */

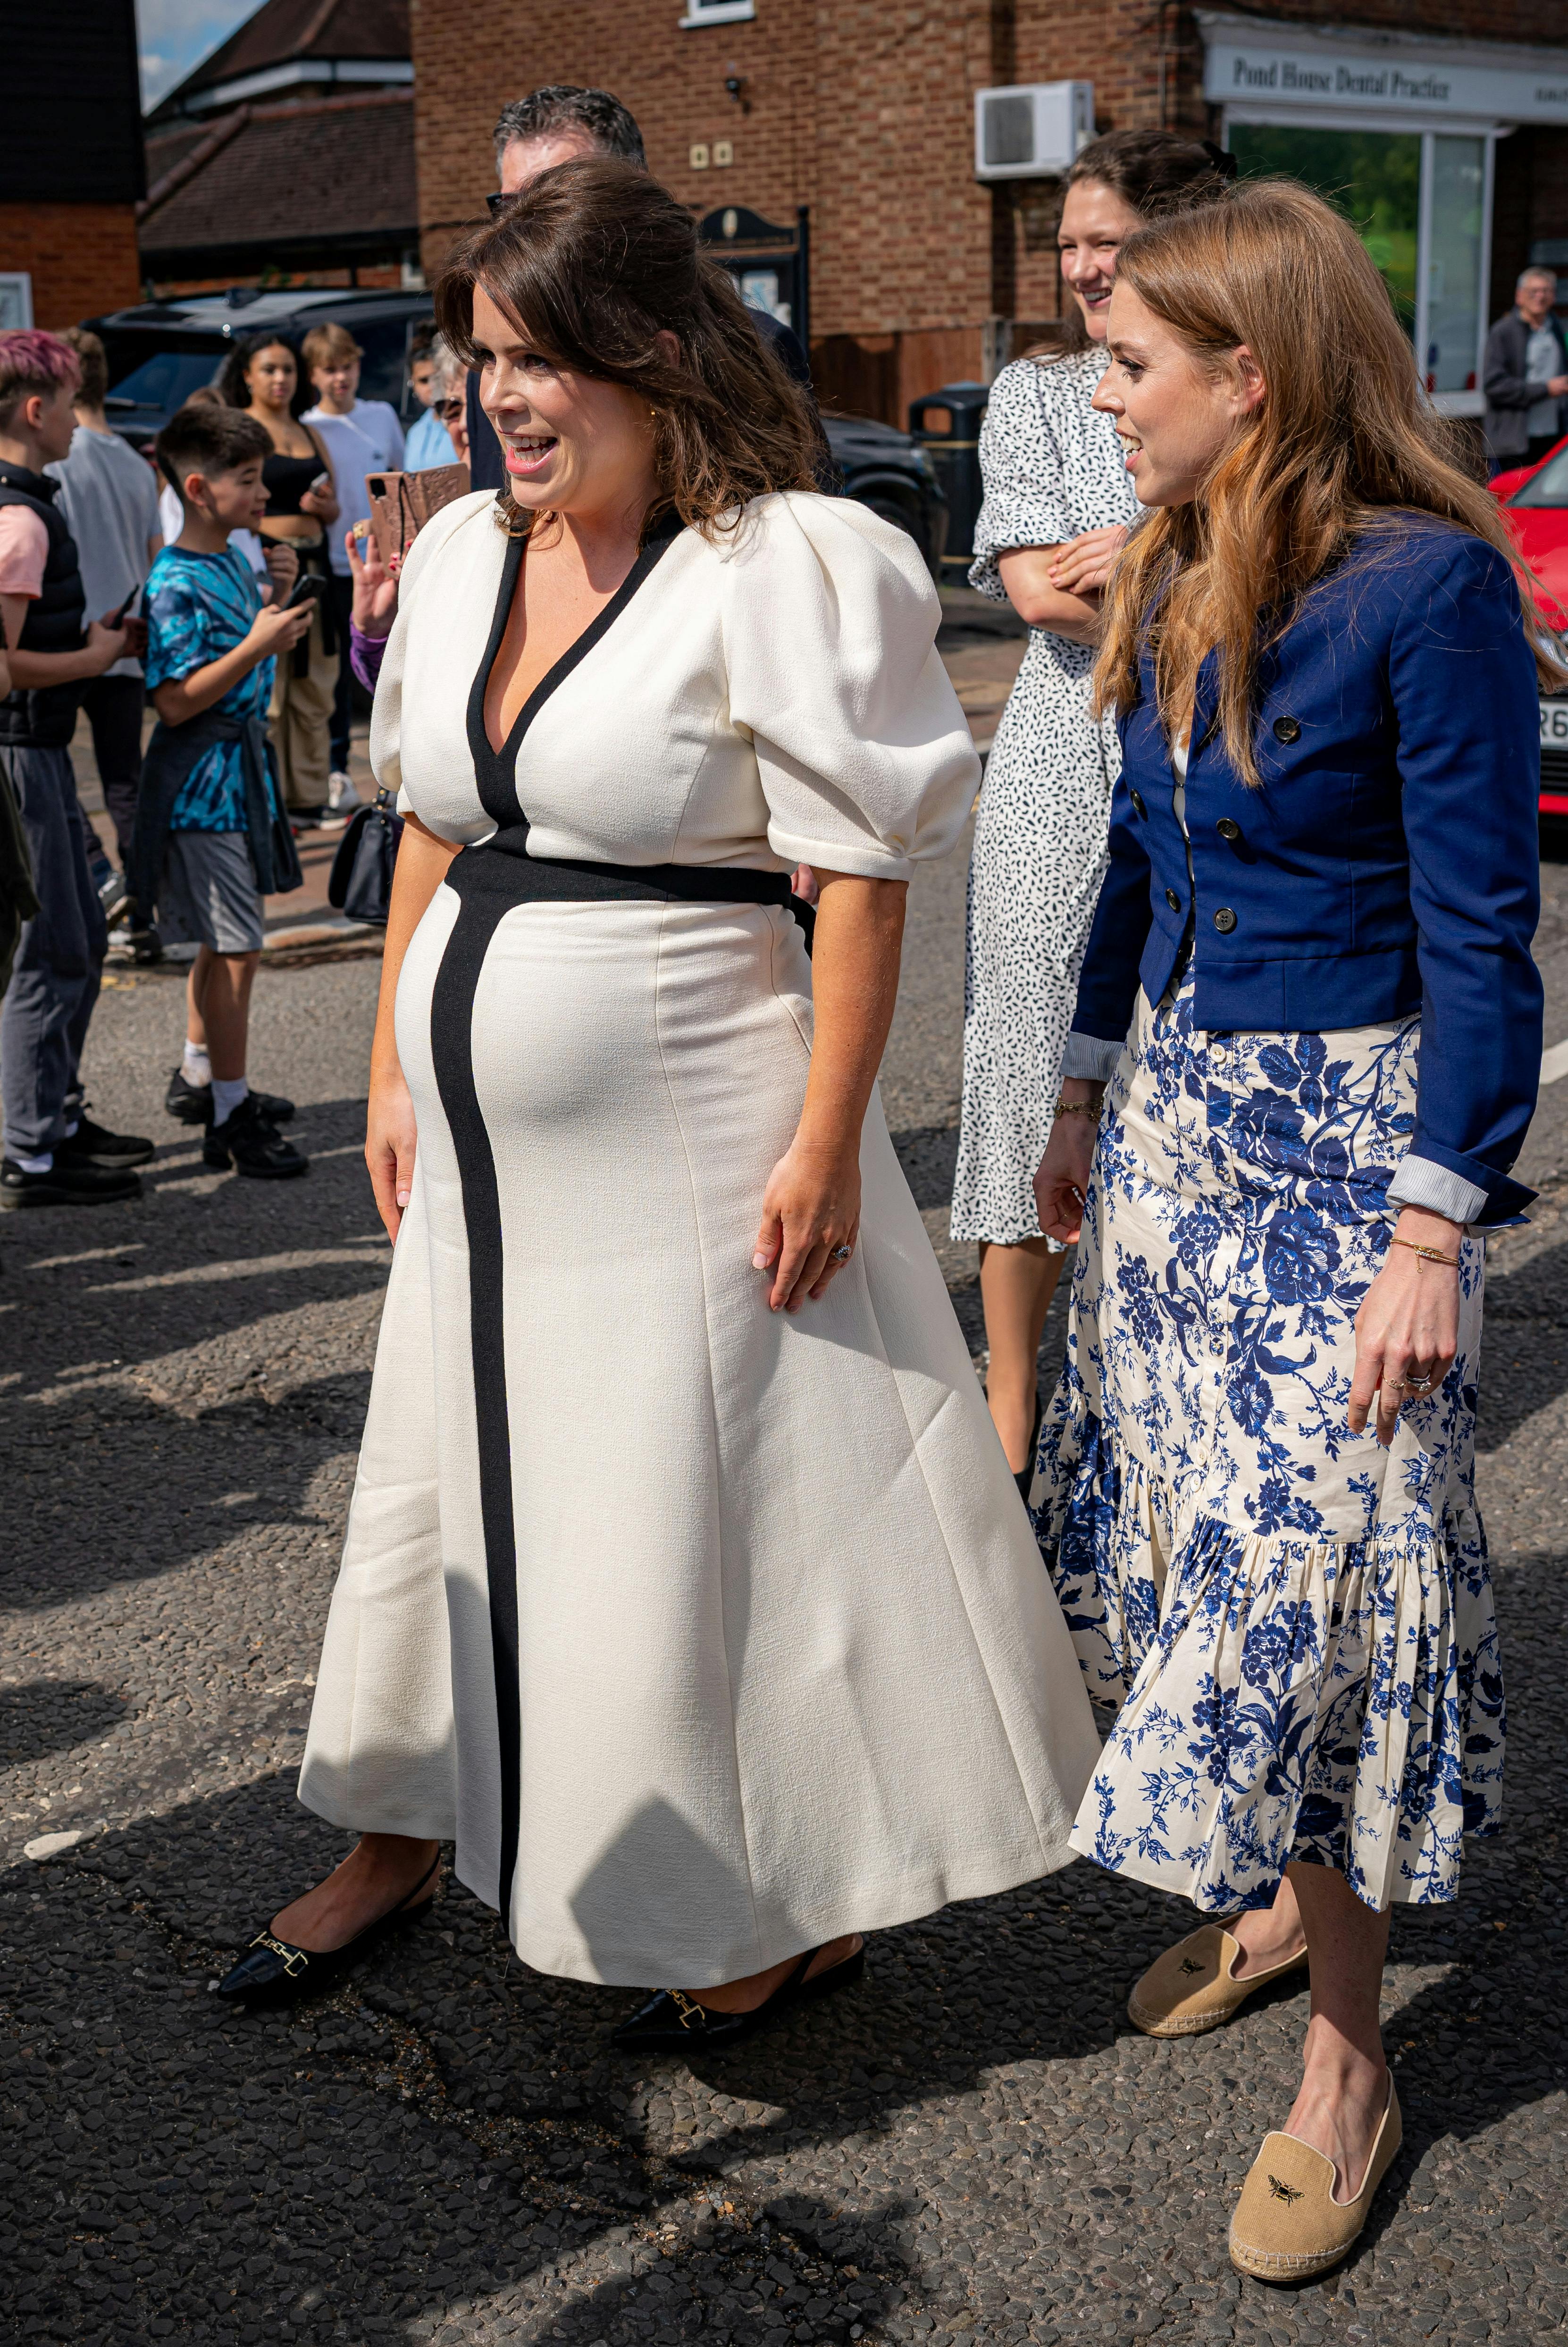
xmin=1228 ymin=121 xmax=1492 ymax=411
xmin=1426 ymin=136 xmax=1486 ymax=398
xmin=1229 ymin=124 xmax=1420 ymax=332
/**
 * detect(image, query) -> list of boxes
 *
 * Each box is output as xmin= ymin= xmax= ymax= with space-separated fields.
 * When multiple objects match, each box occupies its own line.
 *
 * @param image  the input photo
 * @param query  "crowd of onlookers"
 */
xmin=0 ymin=315 xmax=466 ymax=1207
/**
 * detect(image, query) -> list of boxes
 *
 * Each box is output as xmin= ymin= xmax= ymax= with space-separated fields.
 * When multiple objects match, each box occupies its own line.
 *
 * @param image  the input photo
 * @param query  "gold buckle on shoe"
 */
xmin=668 ymin=1990 xmax=707 ymax=2032
xmin=251 ymin=1932 xmax=309 ymax=1977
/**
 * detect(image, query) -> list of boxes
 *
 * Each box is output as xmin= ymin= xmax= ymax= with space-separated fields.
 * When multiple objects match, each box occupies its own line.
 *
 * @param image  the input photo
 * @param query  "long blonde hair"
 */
xmin=1094 ymin=179 xmax=1562 ymax=787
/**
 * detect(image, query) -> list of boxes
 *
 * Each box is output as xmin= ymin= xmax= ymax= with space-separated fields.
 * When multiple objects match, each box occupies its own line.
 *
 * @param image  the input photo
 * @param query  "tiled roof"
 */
xmin=140 ymin=88 xmax=415 ymax=262
xmin=167 ymin=0 xmax=409 ymax=96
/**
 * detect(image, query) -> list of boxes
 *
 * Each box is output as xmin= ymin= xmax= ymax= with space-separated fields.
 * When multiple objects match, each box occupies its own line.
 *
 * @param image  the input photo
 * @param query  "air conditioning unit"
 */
xmin=974 ymin=83 xmax=1094 ymax=181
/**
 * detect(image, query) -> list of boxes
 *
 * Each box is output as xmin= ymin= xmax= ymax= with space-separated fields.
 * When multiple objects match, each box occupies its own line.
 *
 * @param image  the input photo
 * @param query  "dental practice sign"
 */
xmin=1204 ymin=34 xmax=1568 ymax=126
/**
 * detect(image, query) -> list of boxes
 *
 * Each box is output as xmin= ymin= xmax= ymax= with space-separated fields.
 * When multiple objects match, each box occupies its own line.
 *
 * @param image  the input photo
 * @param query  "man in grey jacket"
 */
xmin=1483 ymin=266 xmax=1568 ymax=475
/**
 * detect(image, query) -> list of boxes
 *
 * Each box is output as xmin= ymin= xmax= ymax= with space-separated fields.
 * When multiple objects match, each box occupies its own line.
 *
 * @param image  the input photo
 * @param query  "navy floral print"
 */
xmin=1031 ymin=968 xmax=1503 ymax=1914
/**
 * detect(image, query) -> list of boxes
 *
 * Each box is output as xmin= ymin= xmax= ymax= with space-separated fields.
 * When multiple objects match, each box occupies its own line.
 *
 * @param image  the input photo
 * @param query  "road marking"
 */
xmin=1543 ymin=1039 xmax=1568 ymax=1086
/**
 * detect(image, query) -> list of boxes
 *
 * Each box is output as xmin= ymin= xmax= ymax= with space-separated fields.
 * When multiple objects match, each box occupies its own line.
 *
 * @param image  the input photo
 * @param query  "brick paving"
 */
xmin=2 ymin=702 xmax=1567 ymax=2346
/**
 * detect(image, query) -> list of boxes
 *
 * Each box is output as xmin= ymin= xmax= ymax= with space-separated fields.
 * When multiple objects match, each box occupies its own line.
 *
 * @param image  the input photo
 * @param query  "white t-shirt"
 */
xmin=301 ymin=399 xmax=406 ymax=574
xmin=46 ymin=424 xmax=162 ymax=678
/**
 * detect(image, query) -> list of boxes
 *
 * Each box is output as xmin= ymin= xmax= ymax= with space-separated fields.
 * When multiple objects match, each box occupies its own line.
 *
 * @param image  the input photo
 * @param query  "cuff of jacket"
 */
xmin=1391 ymin=1141 xmax=1537 ymax=1229
xmin=1060 ymin=1030 xmax=1125 ymax=1083
xmin=1386 ymin=1154 xmax=1488 ymax=1225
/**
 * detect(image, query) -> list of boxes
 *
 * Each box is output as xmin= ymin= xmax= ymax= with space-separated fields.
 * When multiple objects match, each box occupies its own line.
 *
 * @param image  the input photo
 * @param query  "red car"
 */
xmin=1488 ymin=440 xmax=1568 ymax=818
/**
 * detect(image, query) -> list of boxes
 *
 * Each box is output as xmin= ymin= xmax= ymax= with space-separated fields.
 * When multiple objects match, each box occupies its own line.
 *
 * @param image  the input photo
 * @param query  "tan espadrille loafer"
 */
xmin=1229 ymin=2079 xmax=1402 ymax=2282
xmin=1127 ymin=1924 xmax=1308 ymax=2038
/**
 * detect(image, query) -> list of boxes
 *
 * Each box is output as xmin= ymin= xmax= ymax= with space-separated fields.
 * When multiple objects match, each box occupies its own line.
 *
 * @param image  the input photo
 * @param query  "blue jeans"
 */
xmin=0 ymin=745 xmax=107 ymax=1157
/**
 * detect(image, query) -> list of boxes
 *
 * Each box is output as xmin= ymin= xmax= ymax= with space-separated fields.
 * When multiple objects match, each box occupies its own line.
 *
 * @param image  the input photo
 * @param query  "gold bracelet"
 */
xmin=1392 ymin=1237 xmax=1459 ymax=1266
xmin=1053 ymin=1095 xmax=1103 ymax=1118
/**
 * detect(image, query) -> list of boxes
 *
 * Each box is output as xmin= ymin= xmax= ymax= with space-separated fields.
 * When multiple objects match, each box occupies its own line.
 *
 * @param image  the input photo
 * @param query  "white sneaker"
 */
xmin=327 ymin=770 xmax=361 ymax=814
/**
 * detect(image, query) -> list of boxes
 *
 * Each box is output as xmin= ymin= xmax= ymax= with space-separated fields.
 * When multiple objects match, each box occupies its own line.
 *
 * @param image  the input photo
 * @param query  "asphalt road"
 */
xmin=2 ymin=825 xmax=1567 ymax=2347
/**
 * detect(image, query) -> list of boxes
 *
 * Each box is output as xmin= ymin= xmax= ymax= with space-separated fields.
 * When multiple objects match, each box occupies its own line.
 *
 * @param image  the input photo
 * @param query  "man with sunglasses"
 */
xmin=465 ymin=83 xmax=814 ymax=494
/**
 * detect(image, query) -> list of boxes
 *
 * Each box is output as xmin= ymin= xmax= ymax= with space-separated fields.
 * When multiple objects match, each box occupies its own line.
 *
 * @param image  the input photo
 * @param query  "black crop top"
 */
xmin=260 ymin=448 xmax=324 ymax=516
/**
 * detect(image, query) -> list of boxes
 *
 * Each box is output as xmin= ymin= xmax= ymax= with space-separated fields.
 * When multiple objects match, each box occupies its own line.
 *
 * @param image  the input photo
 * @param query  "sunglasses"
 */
xmin=486 ymin=190 xmax=515 ymax=219
xmin=434 ymin=398 xmax=464 ymax=420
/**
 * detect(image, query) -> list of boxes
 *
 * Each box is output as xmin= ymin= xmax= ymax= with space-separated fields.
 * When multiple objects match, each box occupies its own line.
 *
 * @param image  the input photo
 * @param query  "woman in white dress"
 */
xmin=216 ymin=157 xmax=1100 ymax=2045
xmin=955 ymin=133 xmax=1234 ymax=1492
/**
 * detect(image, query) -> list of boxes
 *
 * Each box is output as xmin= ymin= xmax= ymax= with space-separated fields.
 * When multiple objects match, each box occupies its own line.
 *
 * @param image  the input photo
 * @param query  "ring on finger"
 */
xmin=828 ymin=1242 xmax=852 ymax=1263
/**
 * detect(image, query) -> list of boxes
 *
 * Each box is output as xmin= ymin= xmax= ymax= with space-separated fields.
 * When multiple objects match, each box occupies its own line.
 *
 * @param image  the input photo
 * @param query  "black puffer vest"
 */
xmin=0 ymin=461 xmax=86 ymax=749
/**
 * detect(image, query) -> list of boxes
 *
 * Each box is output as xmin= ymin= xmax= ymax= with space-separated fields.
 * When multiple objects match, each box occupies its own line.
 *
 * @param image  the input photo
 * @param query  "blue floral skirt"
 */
xmin=1031 ymin=967 xmax=1503 ymax=1914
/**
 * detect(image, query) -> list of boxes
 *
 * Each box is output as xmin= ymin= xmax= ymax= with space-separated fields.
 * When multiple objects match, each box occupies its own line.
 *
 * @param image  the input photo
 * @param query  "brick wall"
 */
xmin=0 ymin=204 xmax=143 ymax=327
xmin=408 ymin=0 xmax=1568 ymax=426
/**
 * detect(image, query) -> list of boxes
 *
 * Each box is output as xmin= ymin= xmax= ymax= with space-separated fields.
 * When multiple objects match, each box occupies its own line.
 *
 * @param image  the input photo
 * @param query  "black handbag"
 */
xmin=327 ymin=787 xmax=404 ymax=926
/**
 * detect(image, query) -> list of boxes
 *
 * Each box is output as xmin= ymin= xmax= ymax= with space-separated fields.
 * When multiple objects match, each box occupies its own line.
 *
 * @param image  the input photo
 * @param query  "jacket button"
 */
xmin=1273 ymin=715 xmax=1301 ymax=744
xmin=1165 ymin=888 xmax=1182 ymax=913
xmin=1130 ymin=790 xmax=1148 ymax=818
xmin=1213 ymin=907 xmax=1237 ymax=933
xmin=1216 ymin=817 xmax=1241 ymax=842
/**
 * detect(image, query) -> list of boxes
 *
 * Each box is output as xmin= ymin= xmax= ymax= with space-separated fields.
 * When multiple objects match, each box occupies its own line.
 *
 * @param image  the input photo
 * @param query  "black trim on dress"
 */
xmin=467 ymin=514 xmax=686 ymax=840
xmin=428 ymin=866 xmax=524 ymax=1922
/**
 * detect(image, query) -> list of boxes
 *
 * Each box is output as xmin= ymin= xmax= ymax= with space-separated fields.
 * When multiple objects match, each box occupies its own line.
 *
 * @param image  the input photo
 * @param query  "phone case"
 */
xmin=365 ymin=466 xmax=472 ymax=568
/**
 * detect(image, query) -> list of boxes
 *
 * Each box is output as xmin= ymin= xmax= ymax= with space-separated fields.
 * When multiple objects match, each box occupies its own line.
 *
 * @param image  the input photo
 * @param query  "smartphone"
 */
xmin=103 ymin=585 xmax=142 ymax=629
xmin=279 ymin=573 xmax=326 ymax=614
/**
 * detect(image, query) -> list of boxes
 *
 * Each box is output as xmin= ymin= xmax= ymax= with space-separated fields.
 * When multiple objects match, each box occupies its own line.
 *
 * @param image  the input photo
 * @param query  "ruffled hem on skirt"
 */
xmin=1035 ymin=1412 xmax=1505 ymax=1914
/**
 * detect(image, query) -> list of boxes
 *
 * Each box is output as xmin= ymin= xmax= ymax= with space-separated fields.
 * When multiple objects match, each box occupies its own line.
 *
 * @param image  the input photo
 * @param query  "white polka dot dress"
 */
xmin=951 ymin=350 xmax=1139 ymax=1246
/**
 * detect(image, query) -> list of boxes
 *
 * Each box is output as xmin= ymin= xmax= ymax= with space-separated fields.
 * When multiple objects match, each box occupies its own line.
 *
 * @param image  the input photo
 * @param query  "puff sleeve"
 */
xmin=722 ymin=493 xmax=980 ymax=882
xmin=967 ymin=358 xmax=1073 ymax=602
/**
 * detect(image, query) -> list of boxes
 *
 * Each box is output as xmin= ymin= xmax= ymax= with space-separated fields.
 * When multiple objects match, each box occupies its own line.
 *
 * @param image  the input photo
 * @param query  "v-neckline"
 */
xmin=467 ymin=515 xmax=684 ymax=826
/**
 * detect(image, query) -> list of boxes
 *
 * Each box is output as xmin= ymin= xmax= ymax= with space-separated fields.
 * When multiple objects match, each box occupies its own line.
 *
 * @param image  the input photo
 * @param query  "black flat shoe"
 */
xmin=611 ymin=1940 xmax=866 ymax=2054
xmin=1014 ymin=1394 xmax=1044 ymax=1502
xmin=215 ymin=1851 xmax=441 ymax=2008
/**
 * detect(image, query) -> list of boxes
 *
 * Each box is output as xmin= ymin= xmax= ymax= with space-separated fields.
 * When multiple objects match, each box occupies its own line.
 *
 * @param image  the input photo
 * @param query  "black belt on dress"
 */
xmin=452 ymin=836 xmax=816 ymax=947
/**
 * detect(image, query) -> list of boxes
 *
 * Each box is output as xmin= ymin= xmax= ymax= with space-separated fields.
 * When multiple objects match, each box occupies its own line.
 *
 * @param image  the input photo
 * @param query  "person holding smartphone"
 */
xmin=138 ymin=402 xmax=313 ymax=1177
xmin=0 ymin=328 xmax=155 ymax=1211
xmin=219 ymin=334 xmax=341 ymax=828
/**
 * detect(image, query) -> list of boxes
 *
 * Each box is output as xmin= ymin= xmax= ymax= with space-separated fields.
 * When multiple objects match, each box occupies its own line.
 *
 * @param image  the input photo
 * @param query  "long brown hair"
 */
xmin=434 ymin=156 xmax=823 ymax=539
xmin=1095 ymin=179 xmax=1563 ymax=787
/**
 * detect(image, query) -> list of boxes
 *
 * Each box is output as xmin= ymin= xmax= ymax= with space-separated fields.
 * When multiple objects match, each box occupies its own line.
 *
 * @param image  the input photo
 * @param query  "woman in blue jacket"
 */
xmin=1031 ymin=182 xmax=1550 ymax=2280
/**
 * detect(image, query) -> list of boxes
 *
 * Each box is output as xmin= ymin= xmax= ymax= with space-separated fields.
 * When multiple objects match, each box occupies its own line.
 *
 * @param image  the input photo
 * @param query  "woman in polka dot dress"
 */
xmin=954 ymin=130 xmax=1233 ymax=1489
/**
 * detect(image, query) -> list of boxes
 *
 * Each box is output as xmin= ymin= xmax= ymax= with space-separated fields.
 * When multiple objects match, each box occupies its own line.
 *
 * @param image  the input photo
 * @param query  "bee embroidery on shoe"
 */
xmin=1266 ymin=2174 xmax=1303 ymax=2204
xmin=1179 ymin=1956 xmax=1205 ymax=1974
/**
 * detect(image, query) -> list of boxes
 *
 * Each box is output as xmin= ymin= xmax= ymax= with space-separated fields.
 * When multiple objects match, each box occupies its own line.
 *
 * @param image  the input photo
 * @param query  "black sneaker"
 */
xmin=203 ymin=1095 xmax=309 ymax=1179
xmin=57 ymin=1110 xmax=156 ymax=1170
xmin=127 ymin=926 xmax=164 ymax=965
xmin=0 ymin=1157 xmax=143 ymax=1210
xmin=166 ymin=1068 xmax=296 ymax=1126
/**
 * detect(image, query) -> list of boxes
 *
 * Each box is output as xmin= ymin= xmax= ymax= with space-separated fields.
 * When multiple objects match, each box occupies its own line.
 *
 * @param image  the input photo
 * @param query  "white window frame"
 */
xmin=0 ymin=272 xmax=34 ymax=330
xmin=679 ymin=0 xmax=754 ymax=25
xmin=1223 ymin=105 xmax=1498 ymax=415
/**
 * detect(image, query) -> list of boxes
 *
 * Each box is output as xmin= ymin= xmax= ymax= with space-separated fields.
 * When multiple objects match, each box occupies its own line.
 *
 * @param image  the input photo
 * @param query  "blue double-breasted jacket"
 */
xmin=1069 ymin=521 xmax=1543 ymax=1224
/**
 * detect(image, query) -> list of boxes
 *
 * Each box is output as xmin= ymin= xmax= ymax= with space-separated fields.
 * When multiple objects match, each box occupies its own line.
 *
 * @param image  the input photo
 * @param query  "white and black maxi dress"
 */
xmin=952 ymin=350 xmax=1139 ymax=1246
xmin=298 ymin=488 xmax=1102 ymax=1988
